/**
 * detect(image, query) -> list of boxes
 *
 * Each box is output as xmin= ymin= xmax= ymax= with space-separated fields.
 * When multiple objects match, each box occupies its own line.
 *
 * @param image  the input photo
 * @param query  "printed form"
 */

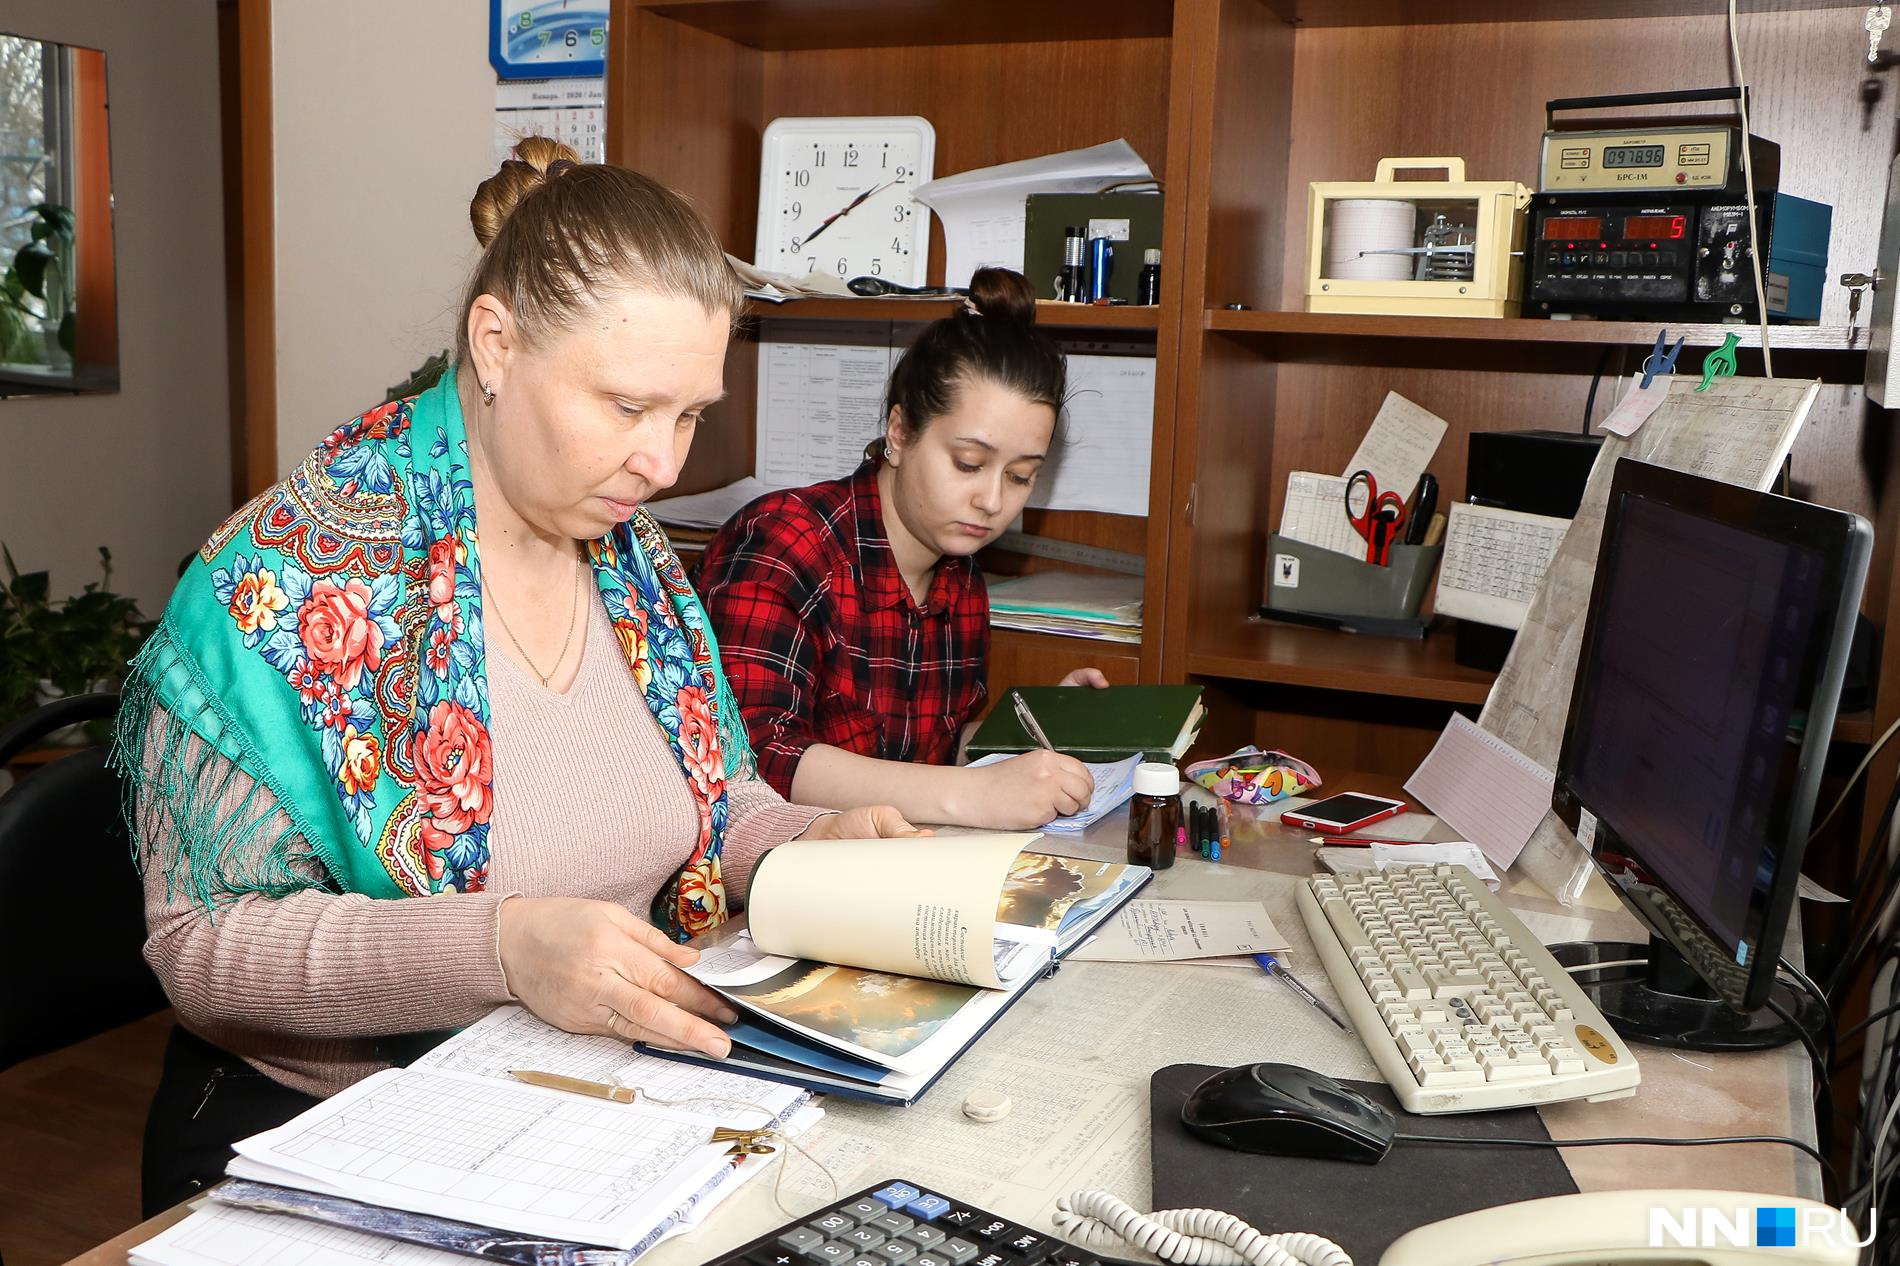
xmin=1279 ymin=471 xmax=1361 ymax=557
xmin=1405 ymin=713 xmax=1555 ymax=869
xmin=1434 ymin=502 xmax=1571 ymax=630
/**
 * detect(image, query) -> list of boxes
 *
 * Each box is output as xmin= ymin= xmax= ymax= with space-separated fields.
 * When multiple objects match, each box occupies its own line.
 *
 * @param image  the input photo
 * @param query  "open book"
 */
xmin=648 ymin=836 xmax=1151 ymax=1103
xmin=175 ymin=1006 xmax=821 ymax=1256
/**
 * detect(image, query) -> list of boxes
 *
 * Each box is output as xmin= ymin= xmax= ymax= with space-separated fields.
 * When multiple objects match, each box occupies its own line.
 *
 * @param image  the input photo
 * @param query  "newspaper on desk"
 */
xmin=1447 ymin=375 xmax=1819 ymax=905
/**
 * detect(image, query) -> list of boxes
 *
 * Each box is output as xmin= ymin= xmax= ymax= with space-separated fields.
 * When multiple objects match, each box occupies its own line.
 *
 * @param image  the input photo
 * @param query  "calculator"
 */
xmin=711 ymin=1179 xmax=1104 ymax=1266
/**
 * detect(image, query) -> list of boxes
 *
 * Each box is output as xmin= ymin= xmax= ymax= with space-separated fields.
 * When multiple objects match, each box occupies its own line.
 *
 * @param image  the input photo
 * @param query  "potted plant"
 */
xmin=1 ymin=203 xmax=75 ymax=368
xmin=1 ymin=545 xmax=154 ymax=743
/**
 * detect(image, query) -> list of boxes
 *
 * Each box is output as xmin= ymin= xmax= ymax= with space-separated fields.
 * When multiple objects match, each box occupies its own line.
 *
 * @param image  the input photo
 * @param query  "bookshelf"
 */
xmin=609 ymin=0 xmax=1900 ymax=851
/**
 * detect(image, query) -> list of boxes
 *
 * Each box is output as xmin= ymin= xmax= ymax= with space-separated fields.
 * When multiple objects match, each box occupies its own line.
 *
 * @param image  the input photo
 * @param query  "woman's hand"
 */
xmin=796 ymin=805 xmax=929 ymax=841
xmin=954 ymin=749 xmax=1096 ymax=829
xmin=498 ymin=896 xmax=736 ymax=1057
xmin=1057 ymin=667 xmax=1110 ymax=688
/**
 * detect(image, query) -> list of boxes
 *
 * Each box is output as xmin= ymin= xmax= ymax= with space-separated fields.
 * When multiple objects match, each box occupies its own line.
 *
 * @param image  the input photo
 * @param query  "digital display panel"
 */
xmin=1604 ymin=144 xmax=1667 ymax=169
xmin=1624 ymin=214 xmax=1687 ymax=240
xmin=1542 ymin=218 xmax=1603 ymax=241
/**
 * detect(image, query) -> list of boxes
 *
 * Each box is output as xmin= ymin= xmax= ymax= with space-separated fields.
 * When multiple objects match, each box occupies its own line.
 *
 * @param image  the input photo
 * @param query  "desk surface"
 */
xmin=68 ymin=792 xmax=1817 ymax=1265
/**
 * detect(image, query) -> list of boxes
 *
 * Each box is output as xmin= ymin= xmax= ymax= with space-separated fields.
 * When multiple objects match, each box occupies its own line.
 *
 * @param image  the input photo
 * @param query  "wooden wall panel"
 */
xmin=1279 ymin=9 xmax=1896 ymax=322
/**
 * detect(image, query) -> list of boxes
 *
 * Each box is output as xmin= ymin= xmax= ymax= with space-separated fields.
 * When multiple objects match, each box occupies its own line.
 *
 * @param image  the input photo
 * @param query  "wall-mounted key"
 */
xmin=1871 ymin=6 xmax=1893 ymax=63
xmin=1842 ymin=271 xmax=1878 ymax=341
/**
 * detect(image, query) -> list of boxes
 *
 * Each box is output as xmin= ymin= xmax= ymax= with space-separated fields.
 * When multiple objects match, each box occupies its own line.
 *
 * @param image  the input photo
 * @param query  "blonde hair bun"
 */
xmin=470 ymin=136 xmax=584 ymax=248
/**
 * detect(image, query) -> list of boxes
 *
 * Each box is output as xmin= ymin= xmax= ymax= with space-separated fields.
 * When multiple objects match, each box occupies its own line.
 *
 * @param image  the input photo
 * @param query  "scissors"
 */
xmin=1344 ymin=469 xmax=1406 ymax=566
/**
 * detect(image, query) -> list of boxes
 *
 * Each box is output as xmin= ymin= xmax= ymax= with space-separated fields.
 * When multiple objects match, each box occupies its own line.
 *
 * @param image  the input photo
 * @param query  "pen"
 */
xmin=1311 ymin=836 xmax=1428 ymax=848
xmin=509 ymin=1069 xmax=638 ymax=1103
xmin=1215 ymin=797 xmax=1233 ymax=851
xmin=1403 ymin=473 xmax=1439 ymax=546
xmin=1011 ymin=689 xmax=1056 ymax=751
xmin=1251 ymin=953 xmax=1352 ymax=1033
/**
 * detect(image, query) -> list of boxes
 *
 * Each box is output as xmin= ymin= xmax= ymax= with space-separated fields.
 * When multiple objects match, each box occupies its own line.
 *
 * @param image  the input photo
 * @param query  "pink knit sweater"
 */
xmin=137 ymin=596 xmax=827 ymax=1097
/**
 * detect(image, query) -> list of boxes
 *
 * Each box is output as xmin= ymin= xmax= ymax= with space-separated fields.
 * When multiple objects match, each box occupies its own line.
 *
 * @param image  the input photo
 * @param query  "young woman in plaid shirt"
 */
xmin=696 ymin=269 xmax=1109 ymax=830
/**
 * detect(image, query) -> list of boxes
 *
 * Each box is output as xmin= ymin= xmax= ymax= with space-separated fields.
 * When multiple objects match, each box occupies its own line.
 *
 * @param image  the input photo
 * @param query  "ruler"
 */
xmin=990 ymin=532 xmax=1145 ymax=576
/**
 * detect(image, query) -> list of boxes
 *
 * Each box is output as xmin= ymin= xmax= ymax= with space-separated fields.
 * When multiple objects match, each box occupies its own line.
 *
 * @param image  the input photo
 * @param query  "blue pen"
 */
xmin=1252 ymin=953 xmax=1351 ymax=1033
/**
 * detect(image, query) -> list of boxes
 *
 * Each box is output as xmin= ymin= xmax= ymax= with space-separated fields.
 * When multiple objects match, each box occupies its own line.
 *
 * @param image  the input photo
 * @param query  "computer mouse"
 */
xmin=1180 ymin=1063 xmax=1396 ymax=1163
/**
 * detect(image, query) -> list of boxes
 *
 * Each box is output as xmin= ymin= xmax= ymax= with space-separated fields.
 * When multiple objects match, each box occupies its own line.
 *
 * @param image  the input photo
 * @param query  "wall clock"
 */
xmin=754 ymin=116 xmax=936 ymax=287
xmin=490 ymin=1 xmax=608 ymax=80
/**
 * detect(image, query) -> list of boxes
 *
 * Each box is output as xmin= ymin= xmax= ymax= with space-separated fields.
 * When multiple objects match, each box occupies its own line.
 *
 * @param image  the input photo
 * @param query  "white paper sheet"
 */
xmin=912 ymin=139 xmax=1153 ymax=287
xmin=1434 ymin=502 xmax=1571 ymax=631
xmin=756 ymin=339 xmax=899 ymax=488
xmin=1341 ymin=391 xmax=1449 ymax=500
xmin=1599 ymin=371 xmax=1671 ymax=436
xmin=1370 ymin=842 xmax=1500 ymax=890
xmin=1028 ymin=355 xmax=1155 ymax=517
xmin=647 ymin=478 xmax=772 ymax=531
xmin=1404 ymin=713 xmax=1555 ymax=869
xmin=131 ymin=1203 xmax=465 ymax=1266
xmin=1278 ymin=470 xmax=1362 ymax=558
xmin=1068 ymin=899 xmax=1289 ymax=962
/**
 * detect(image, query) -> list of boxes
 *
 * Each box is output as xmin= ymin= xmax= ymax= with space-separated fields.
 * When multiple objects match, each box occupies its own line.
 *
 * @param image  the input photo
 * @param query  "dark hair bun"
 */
xmin=966 ymin=267 xmax=1038 ymax=324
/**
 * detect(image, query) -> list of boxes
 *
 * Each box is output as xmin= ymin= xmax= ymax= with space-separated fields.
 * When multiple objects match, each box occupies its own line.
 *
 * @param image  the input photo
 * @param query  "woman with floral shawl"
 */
xmin=120 ymin=139 xmax=915 ymax=1214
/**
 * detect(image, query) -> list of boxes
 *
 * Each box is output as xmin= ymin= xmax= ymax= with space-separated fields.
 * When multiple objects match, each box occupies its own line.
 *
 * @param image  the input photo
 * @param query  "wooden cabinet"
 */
xmin=610 ymin=0 xmax=1896 ymax=840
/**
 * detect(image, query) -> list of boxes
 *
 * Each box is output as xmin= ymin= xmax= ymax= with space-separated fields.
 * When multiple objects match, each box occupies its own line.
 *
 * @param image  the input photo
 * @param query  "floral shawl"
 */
xmin=117 ymin=375 xmax=750 ymax=940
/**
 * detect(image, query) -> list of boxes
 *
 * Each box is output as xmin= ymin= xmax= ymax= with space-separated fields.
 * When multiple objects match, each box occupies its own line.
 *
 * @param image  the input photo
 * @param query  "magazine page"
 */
xmin=997 ymin=852 xmax=1150 ymax=952
xmin=685 ymin=933 xmax=1039 ymax=1076
xmin=745 ymin=832 xmax=1040 ymax=987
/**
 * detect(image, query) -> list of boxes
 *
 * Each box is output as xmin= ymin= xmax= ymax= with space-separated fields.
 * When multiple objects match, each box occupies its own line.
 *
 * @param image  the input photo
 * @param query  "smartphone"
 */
xmin=1280 ymin=792 xmax=1408 ymax=835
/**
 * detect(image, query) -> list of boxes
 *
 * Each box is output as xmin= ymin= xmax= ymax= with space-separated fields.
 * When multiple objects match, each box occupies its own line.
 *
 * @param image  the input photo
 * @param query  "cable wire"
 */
xmin=1809 ymin=714 xmax=1900 ymax=845
xmin=1726 ymin=0 xmax=1774 ymax=377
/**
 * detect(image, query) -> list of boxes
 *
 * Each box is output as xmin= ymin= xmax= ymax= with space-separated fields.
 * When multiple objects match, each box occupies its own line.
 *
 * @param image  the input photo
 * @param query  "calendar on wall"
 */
xmin=493 ymin=78 xmax=605 ymax=166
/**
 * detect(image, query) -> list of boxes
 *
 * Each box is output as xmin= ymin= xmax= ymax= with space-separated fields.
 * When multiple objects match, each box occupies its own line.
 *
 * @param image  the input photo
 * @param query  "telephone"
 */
xmin=1055 ymin=1189 xmax=1859 ymax=1266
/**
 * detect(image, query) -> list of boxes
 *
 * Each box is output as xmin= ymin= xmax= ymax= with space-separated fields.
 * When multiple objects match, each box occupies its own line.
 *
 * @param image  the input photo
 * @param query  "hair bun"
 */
xmin=470 ymin=136 xmax=584 ymax=248
xmin=965 ymin=267 xmax=1038 ymax=325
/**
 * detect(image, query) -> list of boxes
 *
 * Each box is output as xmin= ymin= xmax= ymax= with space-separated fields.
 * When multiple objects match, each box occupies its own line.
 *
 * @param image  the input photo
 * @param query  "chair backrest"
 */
xmin=0 ymin=696 xmax=167 ymax=1071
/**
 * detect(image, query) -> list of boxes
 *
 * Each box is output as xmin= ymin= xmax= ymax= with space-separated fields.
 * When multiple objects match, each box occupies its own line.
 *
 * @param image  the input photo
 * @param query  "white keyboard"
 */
xmin=1297 ymin=864 xmax=1640 ymax=1113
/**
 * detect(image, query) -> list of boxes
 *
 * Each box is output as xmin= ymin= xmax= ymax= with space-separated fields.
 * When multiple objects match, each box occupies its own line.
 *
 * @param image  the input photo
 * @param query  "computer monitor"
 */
xmin=1550 ymin=459 xmax=1871 ymax=1051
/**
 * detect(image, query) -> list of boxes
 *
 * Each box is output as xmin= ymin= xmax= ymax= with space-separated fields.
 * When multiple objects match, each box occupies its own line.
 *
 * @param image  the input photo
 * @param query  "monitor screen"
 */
xmin=1553 ymin=460 xmax=1869 ymax=1012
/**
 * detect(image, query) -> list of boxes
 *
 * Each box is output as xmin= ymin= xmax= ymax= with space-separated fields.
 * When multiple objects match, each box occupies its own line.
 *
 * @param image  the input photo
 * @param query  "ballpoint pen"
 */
xmin=1011 ymin=689 xmax=1056 ymax=751
xmin=1251 ymin=953 xmax=1352 ymax=1033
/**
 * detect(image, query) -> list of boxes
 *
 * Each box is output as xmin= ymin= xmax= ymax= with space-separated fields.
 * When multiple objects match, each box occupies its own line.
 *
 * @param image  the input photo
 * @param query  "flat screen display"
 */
xmin=1604 ymin=144 xmax=1667 ymax=169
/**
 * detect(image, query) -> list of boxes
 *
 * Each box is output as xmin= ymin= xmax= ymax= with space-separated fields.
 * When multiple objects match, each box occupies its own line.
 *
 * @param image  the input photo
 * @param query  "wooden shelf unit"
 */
xmin=609 ymin=0 xmax=1900 ymax=834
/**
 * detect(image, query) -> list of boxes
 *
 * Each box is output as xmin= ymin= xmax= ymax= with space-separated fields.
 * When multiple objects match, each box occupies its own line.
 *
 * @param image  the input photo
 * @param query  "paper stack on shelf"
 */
xmin=912 ymin=139 xmax=1154 ymax=287
xmin=986 ymin=572 xmax=1141 ymax=643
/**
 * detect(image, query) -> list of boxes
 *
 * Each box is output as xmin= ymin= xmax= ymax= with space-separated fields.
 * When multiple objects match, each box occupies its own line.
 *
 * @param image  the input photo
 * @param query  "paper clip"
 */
xmin=1697 ymin=332 xmax=1741 ymax=392
xmin=1639 ymin=328 xmax=1685 ymax=390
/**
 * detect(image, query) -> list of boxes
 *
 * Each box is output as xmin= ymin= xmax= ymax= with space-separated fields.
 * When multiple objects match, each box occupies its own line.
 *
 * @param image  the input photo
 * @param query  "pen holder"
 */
xmin=1262 ymin=534 xmax=1442 ymax=621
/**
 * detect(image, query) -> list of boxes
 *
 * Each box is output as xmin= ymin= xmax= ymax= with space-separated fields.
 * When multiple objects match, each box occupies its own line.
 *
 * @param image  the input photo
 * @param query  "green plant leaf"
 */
xmin=13 ymin=241 xmax=54 ymax=301
xmin=33 ymin=204 xmax=75 ymax=236
xmin=58 ymin=309 xmax=74 ymax=355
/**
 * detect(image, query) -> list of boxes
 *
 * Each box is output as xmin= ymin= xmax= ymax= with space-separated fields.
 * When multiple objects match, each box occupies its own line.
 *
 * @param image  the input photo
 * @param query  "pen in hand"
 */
xmin=1252 ymin=952 xmax=1352 ymax=1034
xmin=1011 ymin=690 xmax=1056 ymax=751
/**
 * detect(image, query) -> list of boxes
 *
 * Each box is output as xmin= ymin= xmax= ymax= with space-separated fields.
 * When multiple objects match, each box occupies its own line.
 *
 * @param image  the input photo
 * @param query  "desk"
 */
xmin=67 ymin=795 xmax=1818 ymax=1266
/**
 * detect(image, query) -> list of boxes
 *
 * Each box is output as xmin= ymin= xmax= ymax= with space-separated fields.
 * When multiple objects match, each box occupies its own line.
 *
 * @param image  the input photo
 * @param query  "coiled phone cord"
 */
xmin=1053 ymin=1190 xmax=1354 ymax=1266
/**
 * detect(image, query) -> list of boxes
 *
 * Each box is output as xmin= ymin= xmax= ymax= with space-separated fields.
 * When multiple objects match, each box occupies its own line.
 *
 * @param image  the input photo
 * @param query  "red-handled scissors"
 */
xmin=1344 ymin=469 xmax=1405 ymax=566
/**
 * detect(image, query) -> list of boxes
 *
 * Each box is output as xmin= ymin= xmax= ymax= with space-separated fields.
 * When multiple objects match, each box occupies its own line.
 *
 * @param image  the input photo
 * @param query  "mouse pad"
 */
xmin=1150 ymin=1064 xmax=1578 ymax=1265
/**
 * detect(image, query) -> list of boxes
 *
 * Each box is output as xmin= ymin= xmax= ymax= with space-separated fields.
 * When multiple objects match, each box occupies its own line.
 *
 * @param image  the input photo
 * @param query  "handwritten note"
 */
xmin=1599 ymin=372 xmax=1671 ymax=436
xmin=1404 ymin=714 xmax=1555 ymax=869
xmin=1342 ymin=391 xmax=1449 ymax=498
xmin=1068 ymin=899 xmax=1289 ymax=962
xmin=1279 ymin=470 xmax=1362 ymax=558
xmin=1434 ymin=502 xmax=1571 ymax=630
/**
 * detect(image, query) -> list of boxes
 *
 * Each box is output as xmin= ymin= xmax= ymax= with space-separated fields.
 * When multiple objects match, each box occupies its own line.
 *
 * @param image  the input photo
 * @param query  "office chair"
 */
xmin=0 ymin=692 xmax=167 ymax=1071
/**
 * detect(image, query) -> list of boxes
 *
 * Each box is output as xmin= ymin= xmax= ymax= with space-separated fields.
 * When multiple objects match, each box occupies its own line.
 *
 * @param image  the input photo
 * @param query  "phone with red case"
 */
xmin=1280 ymin=792 xmax=1408 ymax=834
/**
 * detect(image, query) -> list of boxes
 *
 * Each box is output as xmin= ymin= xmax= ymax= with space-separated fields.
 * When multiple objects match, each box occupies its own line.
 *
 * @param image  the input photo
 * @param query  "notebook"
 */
xmin=964 ymin=684 xmax=1205 ymax=761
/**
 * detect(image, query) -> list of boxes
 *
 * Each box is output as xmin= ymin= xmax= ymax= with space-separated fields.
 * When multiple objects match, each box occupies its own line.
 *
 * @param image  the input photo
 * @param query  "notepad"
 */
xmin=964 ymin=684 xmax=1205 ymax=761
xmin=1404 ymin=713 xmax=1555 ymax=869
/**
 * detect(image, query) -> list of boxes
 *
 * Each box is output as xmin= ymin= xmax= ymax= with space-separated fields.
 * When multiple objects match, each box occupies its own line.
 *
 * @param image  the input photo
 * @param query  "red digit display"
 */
xmin=1542 ymin=218 xmax=1603 ymax=241
xmin=1623 ymin=214 xmax=1686 ymax=240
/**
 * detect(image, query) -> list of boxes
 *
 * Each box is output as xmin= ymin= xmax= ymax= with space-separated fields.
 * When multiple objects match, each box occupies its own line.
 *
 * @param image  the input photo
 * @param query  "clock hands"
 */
xmin=797 ymin=180 xmax=897 ymax=249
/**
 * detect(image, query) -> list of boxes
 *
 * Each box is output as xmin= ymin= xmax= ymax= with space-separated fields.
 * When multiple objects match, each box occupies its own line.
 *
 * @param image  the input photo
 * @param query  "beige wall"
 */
xmin=0 ymin=0 xmax=230 ymax=617
xmin=271 ymin=0 xmax=495 ymax=463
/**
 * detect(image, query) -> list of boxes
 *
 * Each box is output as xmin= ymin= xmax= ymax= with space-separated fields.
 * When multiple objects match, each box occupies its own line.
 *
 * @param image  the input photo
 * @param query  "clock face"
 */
xmin=755 ymin=117 xmax=935 ymax=288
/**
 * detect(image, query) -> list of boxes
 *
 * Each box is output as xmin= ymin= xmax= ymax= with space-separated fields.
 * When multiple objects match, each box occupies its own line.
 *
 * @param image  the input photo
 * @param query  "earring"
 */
xmin=481 ymin=381 xmax=496 ymax=406
xmin=883 ymin=443 xmax=894 ymax=464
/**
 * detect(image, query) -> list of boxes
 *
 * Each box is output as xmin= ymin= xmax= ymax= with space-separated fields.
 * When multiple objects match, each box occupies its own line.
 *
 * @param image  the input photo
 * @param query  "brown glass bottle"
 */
xmin=1126 ymin=762 xmax=1181 ymax=869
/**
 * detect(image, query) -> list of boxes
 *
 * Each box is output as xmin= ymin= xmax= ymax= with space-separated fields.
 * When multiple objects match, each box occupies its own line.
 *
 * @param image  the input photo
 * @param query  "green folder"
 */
xmin=966 ymin=685 xmax=1205 ymax=762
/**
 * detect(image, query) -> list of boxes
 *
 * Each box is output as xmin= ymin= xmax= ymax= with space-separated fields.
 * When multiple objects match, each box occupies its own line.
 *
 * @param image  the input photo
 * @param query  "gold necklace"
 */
xmin=488 ymin=557 xmax=583 ymax=688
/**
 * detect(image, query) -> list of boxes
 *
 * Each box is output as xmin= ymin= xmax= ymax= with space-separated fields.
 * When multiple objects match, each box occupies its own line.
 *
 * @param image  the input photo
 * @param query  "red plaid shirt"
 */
xmin=692 ymin=462 xmax=990 ymax=798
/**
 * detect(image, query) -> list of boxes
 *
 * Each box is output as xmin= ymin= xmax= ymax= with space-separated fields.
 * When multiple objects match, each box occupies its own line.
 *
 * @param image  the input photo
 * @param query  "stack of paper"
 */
xmin=911 ymin=139 xmax=1154 ymax=287
xmin=726 ymin=254 xmax=854 ymax=304
xmin=132 ymin=1006 xmax=818 ymax=1264
xmin=986 ymin=572 xmax=1141 ymax=643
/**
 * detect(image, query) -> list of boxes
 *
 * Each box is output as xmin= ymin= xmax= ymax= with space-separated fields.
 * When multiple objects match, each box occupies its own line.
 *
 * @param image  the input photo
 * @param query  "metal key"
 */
xmin=1870 ymin=5 xmax=1892 ymax=63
